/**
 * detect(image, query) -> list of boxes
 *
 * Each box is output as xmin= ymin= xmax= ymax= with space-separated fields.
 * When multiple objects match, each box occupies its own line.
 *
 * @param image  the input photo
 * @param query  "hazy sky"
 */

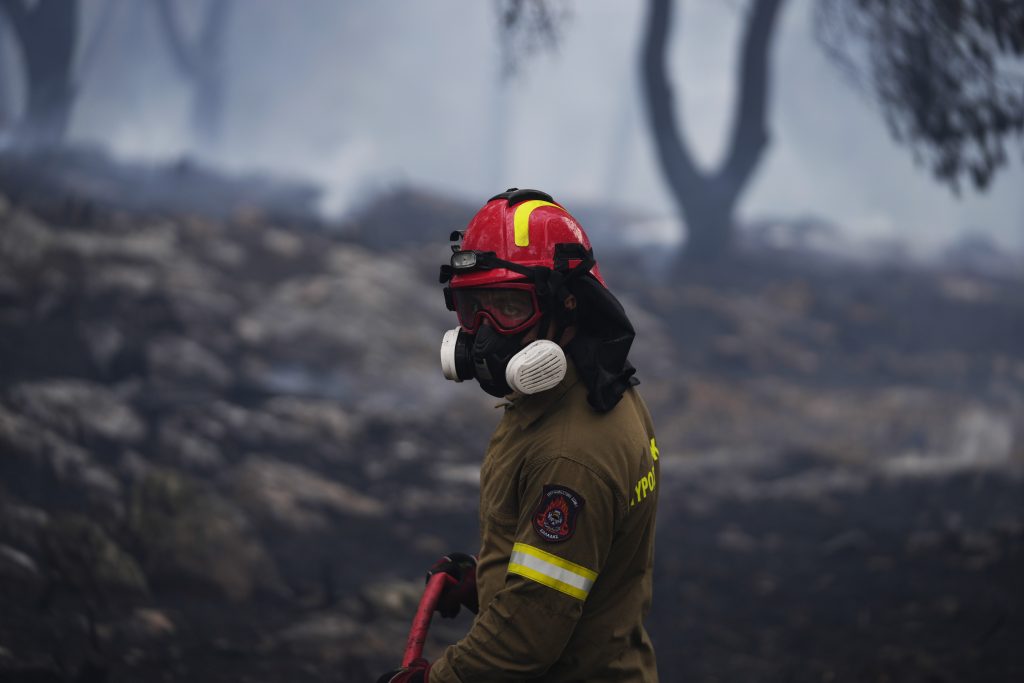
xmin=63 ymin=0 xmax=1024 ymax=254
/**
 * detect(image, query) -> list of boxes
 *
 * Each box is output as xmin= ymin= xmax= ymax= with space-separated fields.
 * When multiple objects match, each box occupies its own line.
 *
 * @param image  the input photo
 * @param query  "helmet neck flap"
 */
xmin=563 ymin=275 xmax=639 ymax=412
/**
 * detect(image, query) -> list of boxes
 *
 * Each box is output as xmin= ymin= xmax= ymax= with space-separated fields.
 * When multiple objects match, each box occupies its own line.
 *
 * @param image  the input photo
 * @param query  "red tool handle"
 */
xmin=402 ymin=572 xmax=455 ymax=667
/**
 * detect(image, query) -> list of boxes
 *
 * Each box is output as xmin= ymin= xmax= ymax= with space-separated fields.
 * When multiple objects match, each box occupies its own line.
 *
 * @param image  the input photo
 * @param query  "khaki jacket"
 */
xmin=430 ymin=361 xmax=660 ymax=682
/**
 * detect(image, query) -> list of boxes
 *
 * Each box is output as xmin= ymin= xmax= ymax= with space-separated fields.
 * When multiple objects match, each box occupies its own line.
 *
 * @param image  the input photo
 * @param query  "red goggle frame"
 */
xmin=449 ymin=283 xmax=542 ymax=334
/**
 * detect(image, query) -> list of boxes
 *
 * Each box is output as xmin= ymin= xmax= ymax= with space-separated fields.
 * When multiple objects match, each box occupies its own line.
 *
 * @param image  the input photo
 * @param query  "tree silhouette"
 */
xmin=0 ymin=0 xmax=122 ymax=148
xmin=642 ymin=0 xmax=787 ymax=263
xmin=645 ymin=0 xmax=1024 ymax=262
xmin=500 ymin=0 xmax=1024 ymax=263
xmin=0 ymin=0 xmax=77 ymax=146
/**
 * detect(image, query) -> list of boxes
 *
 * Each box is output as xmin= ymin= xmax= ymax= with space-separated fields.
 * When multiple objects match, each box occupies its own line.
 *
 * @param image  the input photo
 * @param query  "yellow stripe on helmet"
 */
xmin=513 ymin=200 xmax=562 ymax=247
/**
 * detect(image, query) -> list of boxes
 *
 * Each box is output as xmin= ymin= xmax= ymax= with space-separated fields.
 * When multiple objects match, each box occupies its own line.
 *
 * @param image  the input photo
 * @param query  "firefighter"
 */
xmin=378 ymin=189 xmax=659 ymax=682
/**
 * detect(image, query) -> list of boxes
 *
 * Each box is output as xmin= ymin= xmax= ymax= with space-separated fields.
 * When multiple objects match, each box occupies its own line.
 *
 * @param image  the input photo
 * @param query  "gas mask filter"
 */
xmin=440 ymin=327 xmax=567 ymax=397
xmin=440 ymin=327 xmax=474 ymax=383
xmin=504 ymin=339 xmax=567 ymax=394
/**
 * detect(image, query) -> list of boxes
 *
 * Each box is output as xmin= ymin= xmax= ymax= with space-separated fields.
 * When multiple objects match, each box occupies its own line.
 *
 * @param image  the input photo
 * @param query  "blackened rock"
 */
xmin=128 ymin=468 xmax=284 ymax=601
xmin=7 ymin=379 xmax=145 ymax=445
xmin=225 ymin=456 xmax=384 ymax=532
xmin=41 ymin=514 xmax=148 ymax=593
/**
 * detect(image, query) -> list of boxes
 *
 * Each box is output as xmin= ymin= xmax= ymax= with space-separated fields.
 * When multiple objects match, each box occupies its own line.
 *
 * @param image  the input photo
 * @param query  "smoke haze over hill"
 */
xmin=3 ymin=0 xmax=1019 ymax=254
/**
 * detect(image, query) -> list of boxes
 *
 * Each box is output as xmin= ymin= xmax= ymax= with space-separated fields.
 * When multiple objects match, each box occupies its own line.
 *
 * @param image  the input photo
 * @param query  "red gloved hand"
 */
xmin=376 ymin=658 xmax=430 ymax=683
xmin=426 ymin=552 xmax=479 ymax=618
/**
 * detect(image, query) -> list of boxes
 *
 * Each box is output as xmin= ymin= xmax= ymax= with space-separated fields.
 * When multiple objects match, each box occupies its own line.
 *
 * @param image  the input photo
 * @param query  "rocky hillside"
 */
xmin=0 ymin=174 xmax=1022 ymax=681
xmin=0 ymin=190 xmax=500 ymax=681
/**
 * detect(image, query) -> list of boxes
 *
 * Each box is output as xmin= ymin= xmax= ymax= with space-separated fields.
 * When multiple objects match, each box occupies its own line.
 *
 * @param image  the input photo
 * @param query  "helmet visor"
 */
xmin=452 ymin=285 xmax=541 ymax=334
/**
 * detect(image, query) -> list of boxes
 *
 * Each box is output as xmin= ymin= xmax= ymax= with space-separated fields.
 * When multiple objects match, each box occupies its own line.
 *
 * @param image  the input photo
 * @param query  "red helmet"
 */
xmin=440 ymin=189 xmax=605 ymax=334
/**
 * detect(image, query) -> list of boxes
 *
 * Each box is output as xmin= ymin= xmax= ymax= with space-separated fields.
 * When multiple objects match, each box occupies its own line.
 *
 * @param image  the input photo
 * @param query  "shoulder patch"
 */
xmin=531 ymin=484 xmax=584 ymax=543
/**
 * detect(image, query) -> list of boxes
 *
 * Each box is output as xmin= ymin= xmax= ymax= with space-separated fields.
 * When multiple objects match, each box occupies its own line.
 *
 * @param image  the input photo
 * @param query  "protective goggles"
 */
xmin=449 ymin=284 xmax=542 ymax=334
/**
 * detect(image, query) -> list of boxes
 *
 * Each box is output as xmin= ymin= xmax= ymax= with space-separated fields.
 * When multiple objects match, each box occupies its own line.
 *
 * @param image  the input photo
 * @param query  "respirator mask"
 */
xmin=440 ymin=326 xmax=567 ymax=397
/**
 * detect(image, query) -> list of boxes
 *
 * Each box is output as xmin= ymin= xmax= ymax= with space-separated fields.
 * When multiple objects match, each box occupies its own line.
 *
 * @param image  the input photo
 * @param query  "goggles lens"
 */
xmin=452 ymin=286 xmax=539 ymax=333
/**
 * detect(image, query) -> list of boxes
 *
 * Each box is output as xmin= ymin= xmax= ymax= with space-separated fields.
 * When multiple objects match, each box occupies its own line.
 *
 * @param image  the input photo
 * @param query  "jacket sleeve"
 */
xmin=429 ymin=455 xmax=621 ymax=682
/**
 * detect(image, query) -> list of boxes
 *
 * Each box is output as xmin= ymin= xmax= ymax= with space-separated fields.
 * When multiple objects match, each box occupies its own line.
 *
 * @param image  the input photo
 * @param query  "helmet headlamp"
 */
xmin=451 ymin=250 xmax=480 ymax=271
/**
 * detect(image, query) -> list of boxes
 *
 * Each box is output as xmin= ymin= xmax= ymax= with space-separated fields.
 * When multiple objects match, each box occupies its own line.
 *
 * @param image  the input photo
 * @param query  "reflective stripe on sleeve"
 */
xmin=507 ymin=542 xmax=598 ymax=601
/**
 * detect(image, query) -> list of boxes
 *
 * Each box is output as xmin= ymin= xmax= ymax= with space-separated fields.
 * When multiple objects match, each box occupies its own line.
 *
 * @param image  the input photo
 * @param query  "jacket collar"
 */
xmin=504 ymin=358 xmax=580 ymax=429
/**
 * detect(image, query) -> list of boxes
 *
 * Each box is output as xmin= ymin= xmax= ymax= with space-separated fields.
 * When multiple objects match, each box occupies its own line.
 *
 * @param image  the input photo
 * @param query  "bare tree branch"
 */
xmin=198 ymin=0 xmax=232 ymax=60
xmin=0 ymin=0 xmax=77 ymax=144
xmin=76 ymin=0 xmax=121 ymax=87
xmin=154 ymin=0 xmax=201 ymax=79
xmin=641 ymin=0 xmax=701 ymax=198
xmin=718 ymin=0 xmax=787 ymax=196
xmin=495 ymin=0 xmax=569 ymax=80
xmin=815 ymin=0 xmax=1024 ymax=192
xmin=0 ymin=0 xmax=28 ymax=40
xmin=154 ymin=0 xmax=234 ymax=145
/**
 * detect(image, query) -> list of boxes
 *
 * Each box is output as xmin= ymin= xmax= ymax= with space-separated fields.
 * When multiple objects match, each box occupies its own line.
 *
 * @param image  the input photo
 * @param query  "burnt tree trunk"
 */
xmin=0 ymin=0 xmax=77 ymax=147
xmin=642 ymin=0 xmax=786 ymax=264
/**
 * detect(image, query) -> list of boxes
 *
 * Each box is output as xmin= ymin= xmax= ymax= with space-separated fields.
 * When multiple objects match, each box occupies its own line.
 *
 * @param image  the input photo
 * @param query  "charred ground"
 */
xmin=0 ymin=156 xmax=1021 ymax=682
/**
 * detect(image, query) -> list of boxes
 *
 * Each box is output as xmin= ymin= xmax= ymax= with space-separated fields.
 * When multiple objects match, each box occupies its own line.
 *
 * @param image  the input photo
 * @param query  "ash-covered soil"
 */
xmin=652 ymin=452 xmax=1023 ymax=682
xmin=0 ymin=167 xmax=1022 ymax=681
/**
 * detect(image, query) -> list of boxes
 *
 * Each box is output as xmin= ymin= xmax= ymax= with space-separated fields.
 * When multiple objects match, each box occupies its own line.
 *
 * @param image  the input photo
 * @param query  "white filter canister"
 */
xmin=440 ymin=327 xmax=464 ymax=381
xmin=505 ymin=339 xmax=567 ymax=395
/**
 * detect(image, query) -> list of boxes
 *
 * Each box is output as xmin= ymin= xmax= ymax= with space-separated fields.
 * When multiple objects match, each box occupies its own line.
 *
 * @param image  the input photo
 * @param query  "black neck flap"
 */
xmin=564 ymin=275 xmax=639 ymax=413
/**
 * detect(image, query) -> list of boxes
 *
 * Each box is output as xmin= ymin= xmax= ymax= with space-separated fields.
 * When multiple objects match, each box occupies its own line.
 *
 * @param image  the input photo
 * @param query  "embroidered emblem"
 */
xmin=532 ymin=484 xmax=584 ymax=543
